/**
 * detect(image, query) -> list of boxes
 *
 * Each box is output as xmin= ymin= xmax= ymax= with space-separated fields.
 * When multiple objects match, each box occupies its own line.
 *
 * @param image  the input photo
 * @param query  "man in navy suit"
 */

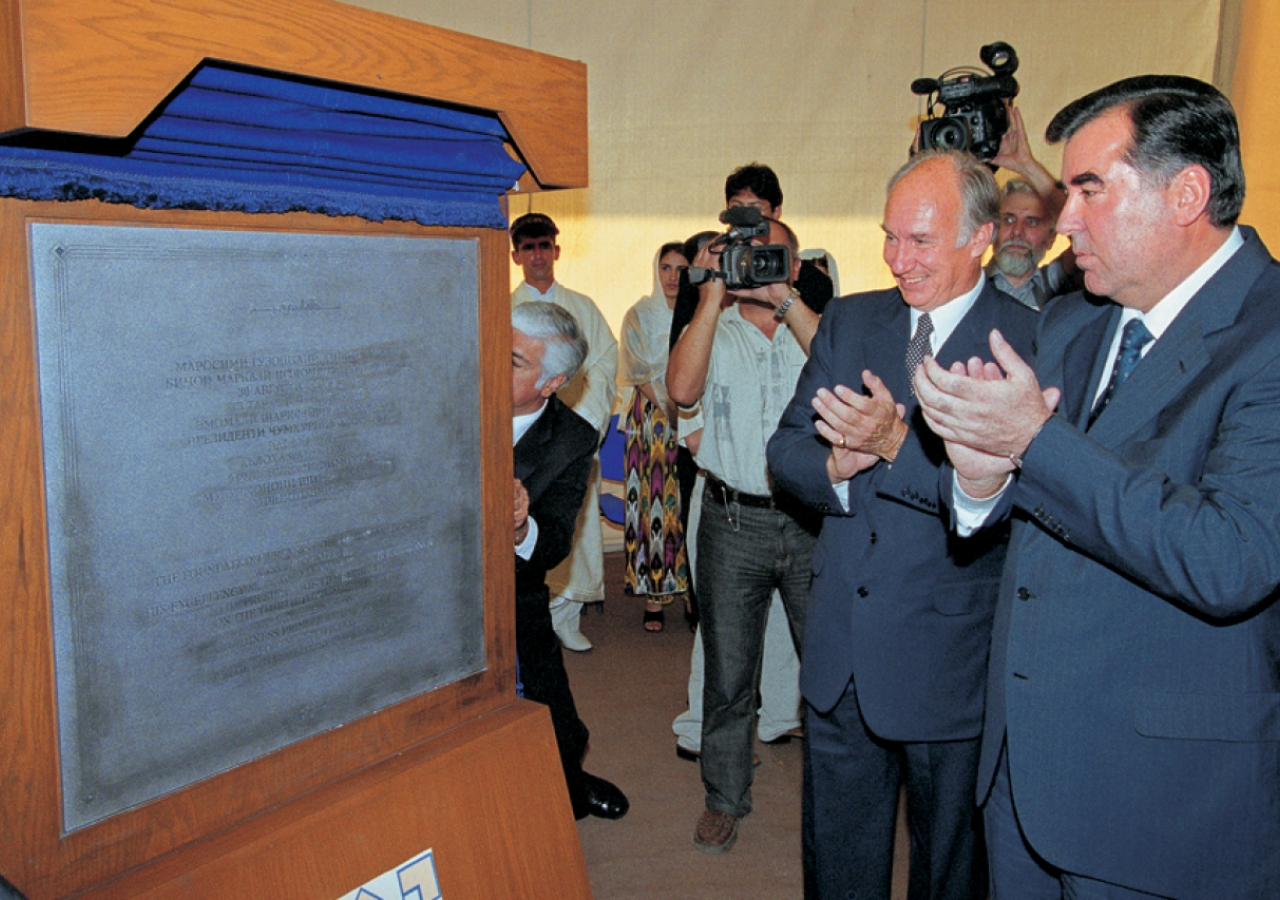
xmin=767 ymin=151 xmax=1036 ymax=899
xmin=915 ymin=76 xmax=1280 ymax=899
xmin=511 ymin=301 xmax=628 ymax=821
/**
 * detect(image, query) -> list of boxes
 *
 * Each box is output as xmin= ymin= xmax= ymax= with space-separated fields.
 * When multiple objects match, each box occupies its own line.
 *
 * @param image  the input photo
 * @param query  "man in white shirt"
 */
xmin=510 ymin=212 xmax=618 ymax=652
xmin=667 ymin=215 xmax=821 ymax=854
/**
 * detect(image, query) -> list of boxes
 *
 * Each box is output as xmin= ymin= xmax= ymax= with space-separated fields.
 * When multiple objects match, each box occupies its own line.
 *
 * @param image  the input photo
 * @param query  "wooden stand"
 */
xmin=0 ymin=3 xmax=590 ymax=898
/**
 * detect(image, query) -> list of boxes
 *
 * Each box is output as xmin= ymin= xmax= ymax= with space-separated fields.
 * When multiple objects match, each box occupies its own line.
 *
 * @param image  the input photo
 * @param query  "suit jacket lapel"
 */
xmin=862 ymin=294 xmax=913 ymax=401
xmin=514 ymin=399 xmax=556 ymax=485
xmin=935 ymin=284 xmax=1005 ymax=369
xmin=1081 ymin=229 xmax=1270 ymax=446
xmin=1058 ymin=304 xmax=1120 ymax=430
xmin=1086 ymin=312 xmax=1208 ymax=446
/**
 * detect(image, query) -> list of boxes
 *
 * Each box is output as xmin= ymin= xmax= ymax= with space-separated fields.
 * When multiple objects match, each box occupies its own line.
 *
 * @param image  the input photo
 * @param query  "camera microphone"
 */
xmin=720 ymin=206 xmax=764 ymax=228
xmin=911 ymin=78 xmax=939 ymax=96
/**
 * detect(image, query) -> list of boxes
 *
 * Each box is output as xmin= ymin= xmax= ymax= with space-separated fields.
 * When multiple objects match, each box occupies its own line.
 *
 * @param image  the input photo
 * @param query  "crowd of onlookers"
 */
xmin=508 ymin=75 xmax=1280 ymax=900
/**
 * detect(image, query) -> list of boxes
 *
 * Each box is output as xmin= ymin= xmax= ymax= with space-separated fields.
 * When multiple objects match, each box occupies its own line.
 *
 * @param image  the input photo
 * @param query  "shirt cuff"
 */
xmin=952 ymin=475 xmax=1010 ymax=536
xmin=832 ymin=479 xmax=851 ymax=513
xmin=515 ymin=516 xmax=539 ymax=560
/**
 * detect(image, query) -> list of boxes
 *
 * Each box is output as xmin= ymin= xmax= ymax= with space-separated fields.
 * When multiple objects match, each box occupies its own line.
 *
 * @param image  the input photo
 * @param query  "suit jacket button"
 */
xmin=869 ymin=532 xmax=878 ymax=544
xmin=857 ymin=586 xmax=869 ymax=598
xmin=1016 ymin=587 xmax=1033 ymax=601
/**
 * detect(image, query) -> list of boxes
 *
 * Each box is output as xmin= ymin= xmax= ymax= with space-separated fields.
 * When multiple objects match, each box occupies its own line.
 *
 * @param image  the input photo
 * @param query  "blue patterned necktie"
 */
xmin=1090 ymin=317 xmax=1154 ymax=425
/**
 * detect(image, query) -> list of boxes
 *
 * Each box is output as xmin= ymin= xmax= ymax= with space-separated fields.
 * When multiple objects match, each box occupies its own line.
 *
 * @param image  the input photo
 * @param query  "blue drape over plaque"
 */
xmin=0 ymin=65 xmax=526 ymax=228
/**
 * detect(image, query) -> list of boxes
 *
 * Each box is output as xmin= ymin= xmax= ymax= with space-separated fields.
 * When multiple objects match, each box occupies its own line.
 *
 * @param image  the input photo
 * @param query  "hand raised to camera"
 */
xmin=692 ymin=240 xmax=730 ymax=310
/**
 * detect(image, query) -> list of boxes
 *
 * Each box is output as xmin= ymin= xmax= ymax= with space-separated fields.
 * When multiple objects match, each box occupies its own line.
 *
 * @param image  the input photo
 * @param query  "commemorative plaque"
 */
xmin=30 ymin=224 xmax=485 ymax=832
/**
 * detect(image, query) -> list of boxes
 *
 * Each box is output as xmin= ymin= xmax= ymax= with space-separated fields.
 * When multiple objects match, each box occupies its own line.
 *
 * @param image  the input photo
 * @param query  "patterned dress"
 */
xmin=617 ymin=288 xmax=689 ymax=600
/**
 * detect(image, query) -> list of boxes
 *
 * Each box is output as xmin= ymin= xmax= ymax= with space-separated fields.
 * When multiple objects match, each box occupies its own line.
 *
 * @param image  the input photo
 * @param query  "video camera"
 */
xmin=687 ymin=207 xmax=791 ymax=291
xmin=911 ymin=41 xmax=1020 ymax=160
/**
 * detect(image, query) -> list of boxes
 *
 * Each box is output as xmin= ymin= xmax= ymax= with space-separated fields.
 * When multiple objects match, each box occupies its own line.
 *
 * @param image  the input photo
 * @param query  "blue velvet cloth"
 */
xmin=0 ymin=64 xmax=525 ymax=228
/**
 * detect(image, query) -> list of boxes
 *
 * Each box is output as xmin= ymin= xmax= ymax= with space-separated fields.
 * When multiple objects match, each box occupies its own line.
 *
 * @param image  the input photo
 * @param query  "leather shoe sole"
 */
xmin=572 ymin=772 xmax=628 ymax=820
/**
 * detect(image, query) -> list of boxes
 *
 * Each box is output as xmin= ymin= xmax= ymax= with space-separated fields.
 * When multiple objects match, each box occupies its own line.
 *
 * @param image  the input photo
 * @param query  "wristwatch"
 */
xmin=774 ymin=287 xmax=800 ymax=320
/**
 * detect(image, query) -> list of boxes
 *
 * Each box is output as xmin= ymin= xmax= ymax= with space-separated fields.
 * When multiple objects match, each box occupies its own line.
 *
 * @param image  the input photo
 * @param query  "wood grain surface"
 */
xmin=3 ymin=0 xmax=587 ymax=188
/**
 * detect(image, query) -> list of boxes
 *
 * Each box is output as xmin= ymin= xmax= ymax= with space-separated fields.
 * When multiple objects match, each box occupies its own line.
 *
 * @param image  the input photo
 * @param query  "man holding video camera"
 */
xmin=666 ymin=212 xmax=819 ymax=854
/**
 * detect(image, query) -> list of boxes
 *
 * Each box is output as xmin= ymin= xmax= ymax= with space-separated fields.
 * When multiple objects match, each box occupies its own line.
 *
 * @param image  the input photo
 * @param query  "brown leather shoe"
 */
xmin=693 ymin=809 xmax=740 ymax=854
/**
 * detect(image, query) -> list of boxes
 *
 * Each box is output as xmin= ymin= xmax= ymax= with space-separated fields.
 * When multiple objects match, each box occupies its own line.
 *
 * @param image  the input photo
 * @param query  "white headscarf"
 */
xmin=617 ymin=245 xmax=687 ymax=404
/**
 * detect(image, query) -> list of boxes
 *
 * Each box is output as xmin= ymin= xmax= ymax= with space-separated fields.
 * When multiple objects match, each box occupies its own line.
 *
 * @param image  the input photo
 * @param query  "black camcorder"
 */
xmin=687 ymin=207 xmax=791 ymax=291
xmin=911 ymin=41 xmax=1020 ymax=160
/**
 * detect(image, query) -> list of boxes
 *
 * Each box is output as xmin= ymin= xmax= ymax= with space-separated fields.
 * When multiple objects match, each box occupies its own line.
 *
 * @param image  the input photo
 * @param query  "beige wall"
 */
xmin=1231 ymin=0 xmax=1280 ymax=248
xmin=344 ymin=0 xmax=1220 ymax=330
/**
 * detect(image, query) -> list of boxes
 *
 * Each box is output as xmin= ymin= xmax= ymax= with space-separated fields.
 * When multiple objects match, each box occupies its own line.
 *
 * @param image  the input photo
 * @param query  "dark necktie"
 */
xmin=905 ymin=312 xmax=934 ymax=395
xmin=1089 ymin=317 xmax=1154 ymax=425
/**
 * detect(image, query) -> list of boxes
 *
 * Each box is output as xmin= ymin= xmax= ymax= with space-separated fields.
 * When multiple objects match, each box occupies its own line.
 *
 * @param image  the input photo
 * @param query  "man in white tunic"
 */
xmin=510 ymin=212 xmax=618 ymax=651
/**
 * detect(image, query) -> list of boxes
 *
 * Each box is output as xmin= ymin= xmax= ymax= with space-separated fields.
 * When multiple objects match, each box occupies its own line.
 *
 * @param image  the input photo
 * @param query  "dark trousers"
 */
xmin=516 ymin=588 xmax=589 ymax=798
xmin=698 ymin=484 xmax=817 ymax=817
xmin=804 ymin=678 xmax=986 ymax=900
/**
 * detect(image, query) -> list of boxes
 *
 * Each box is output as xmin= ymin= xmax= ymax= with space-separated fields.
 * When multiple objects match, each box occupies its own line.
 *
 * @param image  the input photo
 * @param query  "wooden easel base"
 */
xmin=68 ymin=702 xmax=591 ymax=900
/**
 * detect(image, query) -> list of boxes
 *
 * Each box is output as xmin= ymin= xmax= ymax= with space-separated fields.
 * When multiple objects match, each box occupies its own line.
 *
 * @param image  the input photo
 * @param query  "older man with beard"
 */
xmin=986 ymin=107 xmax=1080 ymax=311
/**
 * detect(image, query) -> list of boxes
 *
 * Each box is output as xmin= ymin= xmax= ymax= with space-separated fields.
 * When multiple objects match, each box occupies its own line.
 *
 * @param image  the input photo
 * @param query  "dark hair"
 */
xmin=659 ymin=241 xmax=686 ymax=261
xmin=682 ymin=230 xmax=718 ymax=264
xmin=724 ymin=163 xmax=783 ymax=210
xmin=509 ymin=212 xmax=559 ymax=249
xmin=1046 ymin=75 xmax=1244 ymax=227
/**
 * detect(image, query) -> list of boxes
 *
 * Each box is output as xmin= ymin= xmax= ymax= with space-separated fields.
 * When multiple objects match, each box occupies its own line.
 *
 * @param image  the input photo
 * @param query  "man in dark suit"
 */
xmin=767 ymin=150 xmax=1037 ymax=900
xmin=511 ymin=300 xmax=628 ymax=821
xmin=915 ymin=76 xmax=1280 ymax=899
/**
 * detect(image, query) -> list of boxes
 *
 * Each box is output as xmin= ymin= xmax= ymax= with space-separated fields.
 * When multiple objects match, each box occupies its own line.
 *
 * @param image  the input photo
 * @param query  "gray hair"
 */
xmin=888 ymin=150 xmax=1000 ymax=247
xmin=1001 ymin=178 xmax=1039 ymax=200
xmin=512 ymin=301 xmax=588 ymax=389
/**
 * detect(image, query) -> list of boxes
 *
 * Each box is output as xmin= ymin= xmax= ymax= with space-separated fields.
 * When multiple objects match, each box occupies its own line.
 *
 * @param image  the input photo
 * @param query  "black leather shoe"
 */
xmin=571 ymin=772 xmax=629 ymax=820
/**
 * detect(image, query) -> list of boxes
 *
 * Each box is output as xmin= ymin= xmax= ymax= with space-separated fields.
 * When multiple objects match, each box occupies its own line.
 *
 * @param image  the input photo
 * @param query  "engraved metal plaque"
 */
xmin=31 ymin=224 xmax=485 ymax=832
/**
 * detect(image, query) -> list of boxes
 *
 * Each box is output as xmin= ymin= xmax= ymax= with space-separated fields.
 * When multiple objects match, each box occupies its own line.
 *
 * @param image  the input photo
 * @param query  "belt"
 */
xmin=704 ymin=474 xmax=779 ymax=510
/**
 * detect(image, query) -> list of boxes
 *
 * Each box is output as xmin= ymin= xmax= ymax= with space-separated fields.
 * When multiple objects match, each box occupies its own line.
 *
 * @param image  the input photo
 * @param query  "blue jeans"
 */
xmin=697 ymin=482 xmax=817 ymax=817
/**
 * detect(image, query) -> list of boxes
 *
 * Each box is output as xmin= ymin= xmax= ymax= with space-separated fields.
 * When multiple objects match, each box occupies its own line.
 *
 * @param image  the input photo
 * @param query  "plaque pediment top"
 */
xmin=1 ymin=0 xmax=587 ymax=190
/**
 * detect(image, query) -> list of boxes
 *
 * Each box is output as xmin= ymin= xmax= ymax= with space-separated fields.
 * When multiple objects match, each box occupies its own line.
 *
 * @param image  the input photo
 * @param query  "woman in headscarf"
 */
xmin=617 ymin=242 xmax=691 ymax=631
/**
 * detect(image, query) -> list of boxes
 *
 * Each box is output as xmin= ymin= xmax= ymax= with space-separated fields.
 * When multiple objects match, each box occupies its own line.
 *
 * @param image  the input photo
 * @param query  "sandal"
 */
xmin=643 ymin=608 xmax=665 ymax=633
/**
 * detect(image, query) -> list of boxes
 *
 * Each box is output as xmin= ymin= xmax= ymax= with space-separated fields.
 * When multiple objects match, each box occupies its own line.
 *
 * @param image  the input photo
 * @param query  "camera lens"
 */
xmin=929 ymin=119 xmax=968 ymax=151
xmin=750 ymin=249 xmax=788 ymax=281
